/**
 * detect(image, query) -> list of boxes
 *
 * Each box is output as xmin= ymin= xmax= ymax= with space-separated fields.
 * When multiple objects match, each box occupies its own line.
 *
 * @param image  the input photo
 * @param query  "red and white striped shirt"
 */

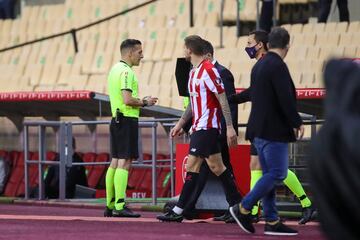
xmin=188 ymin=60 xmax=225 ymax=132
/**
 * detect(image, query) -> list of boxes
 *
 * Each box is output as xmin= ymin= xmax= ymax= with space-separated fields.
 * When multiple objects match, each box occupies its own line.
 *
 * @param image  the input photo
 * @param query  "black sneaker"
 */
xmin=163 ymin=201 xmax=177 ymax=213
xmin=264 ymin=221 xmax=298 ymax=236
xmin=224 ymin=214 xmax=236 ymax=224
xmin=104 ymin=207 xmax=113 ymax=217
xmin=230 ymin=204 xmax=255 ymax=234
xmin=112 ymin=206 xmax=141 ymax=218
xmin=157 ymin=210 xmax=183 ymax=222
xmin=299 ymin=206 xmax=316 ymax=225
xmin=213 ymin=211 xmax=231 ymax=222
xmin=251 ymin=213 xmax=260 ymax=223
xmin=182 ymin=210 xmax=197 ymax=220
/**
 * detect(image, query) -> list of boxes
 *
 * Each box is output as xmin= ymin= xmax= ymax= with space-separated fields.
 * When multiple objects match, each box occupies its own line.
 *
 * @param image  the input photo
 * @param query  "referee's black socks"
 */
xmin=219 ymin=168 xmax=242 ymax=206
xmin=176 ymin=172 xmax=200 ymax=210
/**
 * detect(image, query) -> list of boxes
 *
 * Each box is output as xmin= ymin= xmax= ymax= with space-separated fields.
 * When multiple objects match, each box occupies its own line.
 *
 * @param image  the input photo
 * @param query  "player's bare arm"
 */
xmin=171 ymin=104 xmax=192 ymax=137
xmin=216 ymin=92 xmax=237 ymax=148
xmin=122 ymin=90 xmax=158 ymax=107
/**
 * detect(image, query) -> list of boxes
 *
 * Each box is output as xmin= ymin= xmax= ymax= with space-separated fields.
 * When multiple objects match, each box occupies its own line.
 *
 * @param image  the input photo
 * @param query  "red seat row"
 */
xmin=1 ymin=151 xmax=172 ymax=198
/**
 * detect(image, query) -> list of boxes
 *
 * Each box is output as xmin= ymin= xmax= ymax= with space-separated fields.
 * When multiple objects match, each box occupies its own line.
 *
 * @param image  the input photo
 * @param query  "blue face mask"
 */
xmin=245 ymin=43 xmax=259 ymax=59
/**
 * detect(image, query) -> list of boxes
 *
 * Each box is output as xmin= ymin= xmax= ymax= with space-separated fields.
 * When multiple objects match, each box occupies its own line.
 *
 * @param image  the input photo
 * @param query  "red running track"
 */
xmin=0 ymin=204 xmax=326 ymax=240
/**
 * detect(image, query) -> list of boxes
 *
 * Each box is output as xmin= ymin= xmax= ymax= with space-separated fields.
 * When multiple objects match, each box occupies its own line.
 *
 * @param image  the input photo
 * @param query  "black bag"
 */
xmin=0 ymin=157 xmax=10 ymax=194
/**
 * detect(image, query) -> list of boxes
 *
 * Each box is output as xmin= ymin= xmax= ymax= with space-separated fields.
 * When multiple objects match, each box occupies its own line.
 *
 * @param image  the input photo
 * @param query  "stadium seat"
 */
xmin=302 ymin=72 xmax=315 ymax=88
xmin=343 ymin=46 xmax=358 ymax=58
xmin=137 ymin=168 xmax=161 ymax=193
xmin=161 ymin=40 xmax=176 ymax=60
xmin=8 ymin=151 xmax=20 ymax=168
xmin=128 ymin=168 xmax=147 ymax=190
xmin=316 ymin=32 xmax=339 ymax=46
xmin=86 ymin=75 xmax=107 ymax=93
xmin=138 ymin=61 xmax=153 ymax=85
xmin=39 ymin=63 xmax=61 ymax=85
xmin=158 ymin=169 xmax=171 ymax=197
xmin=152 ymin=41 xmax=165 ymax=61
xmin=82 ymin=152 xmax=97 ymax=175
xmin=143 ymin=153 xmax=152 ymax=160
xmin=339 ymin=32 xmax=354 ymax=46
xmin=348 ymin=21 xmax=360 ymax=33
xmin=0 ymin=150 xmax=7 ymax=160
xmin=149 ymin=61 xmax=164 ymax=84
xmin=87 ymin=153 xmax=108 ymax=189
xmin=3 ymin=152 xmax=31 ymax=197
xmin=334 ymin=22 xmax=348 ymax=33
xmin=290 ymin=23 xmax=303 ymax=34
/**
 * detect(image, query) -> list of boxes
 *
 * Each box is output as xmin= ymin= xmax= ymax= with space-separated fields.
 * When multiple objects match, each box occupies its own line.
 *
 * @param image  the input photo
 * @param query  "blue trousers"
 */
xmin=242 ymin=137 xmax=288 ymax=221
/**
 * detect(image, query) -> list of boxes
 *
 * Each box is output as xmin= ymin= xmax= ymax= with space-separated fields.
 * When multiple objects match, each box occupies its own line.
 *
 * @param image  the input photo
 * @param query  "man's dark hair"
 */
xmin=249 ymin=30 xmax=269 ymax=51
xmin=202 ymin=39 xmax=214 ymax=56
xmin=120 ymin=39 xmax=142 ymax=52
xmin=268 ymin=27 xmax=290 ymax=49
xmin=184 ymin=35 xmax=205 ymax=56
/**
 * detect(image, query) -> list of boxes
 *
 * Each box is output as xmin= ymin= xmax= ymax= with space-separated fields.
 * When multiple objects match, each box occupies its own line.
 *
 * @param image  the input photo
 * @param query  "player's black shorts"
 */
xmin=189 ymin=128 xmax=220 ymax=158
xmin=250 ymin=143 xmax=258 ymax=156
xmin=110 ymin=116 xmax=139 ymax=159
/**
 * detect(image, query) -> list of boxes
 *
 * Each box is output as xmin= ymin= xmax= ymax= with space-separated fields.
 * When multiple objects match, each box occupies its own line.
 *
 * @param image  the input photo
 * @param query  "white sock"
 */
xmin=172 ymin=206 xmax=183 ymax=215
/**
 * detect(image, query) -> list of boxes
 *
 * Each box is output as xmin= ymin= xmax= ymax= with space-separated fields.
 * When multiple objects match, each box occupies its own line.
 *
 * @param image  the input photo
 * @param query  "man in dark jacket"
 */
xmin=230 ymin=27 xmax=303 ymax=236
xmin=229 ymin=30 xmax=316 ymax=225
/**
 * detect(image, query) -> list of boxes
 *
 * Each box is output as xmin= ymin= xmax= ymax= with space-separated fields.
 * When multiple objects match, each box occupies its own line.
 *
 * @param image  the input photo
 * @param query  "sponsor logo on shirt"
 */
xmin=124 ymin=71 xmax=129 ymax=88
xmin=189 ymin=92 xmax=199 ymax=97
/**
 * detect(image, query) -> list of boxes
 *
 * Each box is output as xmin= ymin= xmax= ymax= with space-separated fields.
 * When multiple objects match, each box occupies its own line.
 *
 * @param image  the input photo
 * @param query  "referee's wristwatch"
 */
xmin=142 ymin=98 xmax=148 ymax=107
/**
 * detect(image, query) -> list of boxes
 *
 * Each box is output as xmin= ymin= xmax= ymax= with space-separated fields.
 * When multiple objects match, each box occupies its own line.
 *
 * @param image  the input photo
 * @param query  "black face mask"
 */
xmin=245 ymin=43 xmax=259 ymax=59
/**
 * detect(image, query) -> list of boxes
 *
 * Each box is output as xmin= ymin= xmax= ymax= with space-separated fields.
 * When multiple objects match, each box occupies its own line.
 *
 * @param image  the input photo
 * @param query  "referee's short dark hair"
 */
xmin=184 ymin=35 xmax=205 ymax=56
xmin=268 ymin=27 xmax=290 ymax=49
xmin=120 ymin=39 xmax=142 ymax=53
xmin=202 ymin=40 xmax=214 ymax=56
xmin=249 ymin=30 xmax=269 ymax=51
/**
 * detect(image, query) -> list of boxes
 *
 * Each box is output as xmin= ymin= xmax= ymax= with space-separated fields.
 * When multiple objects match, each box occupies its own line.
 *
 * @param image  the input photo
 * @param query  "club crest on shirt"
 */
xmin=189 ymin=92 xmax=199 ymax=97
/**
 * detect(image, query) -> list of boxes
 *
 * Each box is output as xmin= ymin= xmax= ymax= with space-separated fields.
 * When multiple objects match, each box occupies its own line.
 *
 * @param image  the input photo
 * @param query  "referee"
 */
xmin=104 ymin=39 xmax=158 ymax=217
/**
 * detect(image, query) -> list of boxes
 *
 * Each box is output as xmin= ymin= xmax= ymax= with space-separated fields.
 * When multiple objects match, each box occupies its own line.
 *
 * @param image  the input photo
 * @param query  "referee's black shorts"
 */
xmin=110 ymin=117 xmax=139 ymax=159
xmin=189 ymin=128 xmax=221 ymax=158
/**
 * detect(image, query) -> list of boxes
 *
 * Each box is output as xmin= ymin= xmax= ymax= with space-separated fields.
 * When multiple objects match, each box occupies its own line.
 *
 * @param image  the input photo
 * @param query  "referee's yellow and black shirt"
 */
xmin=108 ymin=60 xmax=139 ymax=118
